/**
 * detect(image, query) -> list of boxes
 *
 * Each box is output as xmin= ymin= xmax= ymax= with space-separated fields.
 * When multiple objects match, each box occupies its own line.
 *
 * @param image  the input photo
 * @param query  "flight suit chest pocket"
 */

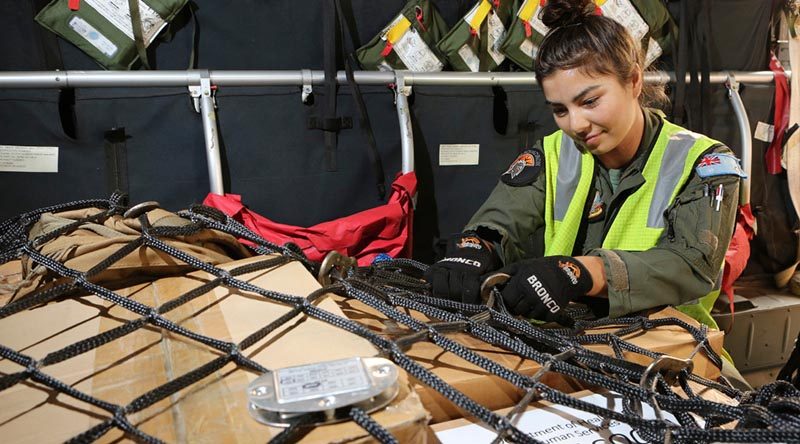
xmin=664 ymin=187 xmax=720 ymax=274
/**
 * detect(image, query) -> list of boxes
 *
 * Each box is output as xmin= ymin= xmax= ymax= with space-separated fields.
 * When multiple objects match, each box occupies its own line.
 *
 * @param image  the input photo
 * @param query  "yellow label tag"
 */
xmin=386 ymin=16 xmax=412 ymax=44
xmin=594 ymin=0 xmax=607 ymax=6
xmin=469 ymin=0 xmax=492 ymax=31
xmin=518 ymin=0 xmax=538 ymax=22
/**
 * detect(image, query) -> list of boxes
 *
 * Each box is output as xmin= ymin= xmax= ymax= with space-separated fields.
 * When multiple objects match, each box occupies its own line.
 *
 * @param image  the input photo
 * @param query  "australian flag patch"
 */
xmin=695 ymin=153 xmax=747 ymax=179
xmin=501 ymin=148 xmax=544 ymax=186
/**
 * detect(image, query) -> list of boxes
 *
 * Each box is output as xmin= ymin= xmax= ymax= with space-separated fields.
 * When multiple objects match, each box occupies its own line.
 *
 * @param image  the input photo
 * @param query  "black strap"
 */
xmin=335 ymin=0 xmax=387 ymax=200
xmin=31 ymin=0 xmax=63 ymax=70
xmin=104 ymin=128 xmax=130 ymax=197
xmin=672 ymin=0 xmax=712 ymax=133
xmin=784 ymin=123 xmax=800 ymax=148
xmin=128 ymin=0 xmax=152 ymax=69
xmin=31 ymin=0 xmax=77 ymax=138
xmin=315 ymin=0 xmax=341 ymax=172
xmin=778 ymin=329 xmax=800 ymax=388
xmin=697 ymin=0 xmax=712 ymax=134
xmin=186 ymin=1 xmax=199 ymax=69
xmin=671 ymin=0 xmax=688 ymax=126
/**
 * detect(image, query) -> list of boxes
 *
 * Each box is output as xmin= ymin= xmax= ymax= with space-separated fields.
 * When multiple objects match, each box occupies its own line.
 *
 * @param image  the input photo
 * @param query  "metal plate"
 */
xmin=247 ymin=356 xmax=399 ymax=427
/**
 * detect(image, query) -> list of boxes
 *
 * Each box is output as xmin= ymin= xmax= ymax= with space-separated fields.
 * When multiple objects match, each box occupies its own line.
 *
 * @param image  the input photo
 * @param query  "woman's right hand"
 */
xmin=424 ymin=232 xmax=500 ymax=304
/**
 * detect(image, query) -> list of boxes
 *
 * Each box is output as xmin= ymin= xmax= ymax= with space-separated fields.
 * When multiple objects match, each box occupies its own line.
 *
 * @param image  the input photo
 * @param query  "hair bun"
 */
xmin=540 ymin=0 xmax=595 ymax=29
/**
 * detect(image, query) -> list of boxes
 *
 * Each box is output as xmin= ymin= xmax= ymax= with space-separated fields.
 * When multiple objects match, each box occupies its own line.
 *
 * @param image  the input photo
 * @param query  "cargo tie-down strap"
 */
xmin=1 ymin=194 xmax=800 ymax=443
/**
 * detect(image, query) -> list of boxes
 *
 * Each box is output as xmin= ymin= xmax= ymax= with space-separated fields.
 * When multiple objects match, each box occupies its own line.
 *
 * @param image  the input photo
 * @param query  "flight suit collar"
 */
xmin=605 ymin=107 xmax=664 ymax=198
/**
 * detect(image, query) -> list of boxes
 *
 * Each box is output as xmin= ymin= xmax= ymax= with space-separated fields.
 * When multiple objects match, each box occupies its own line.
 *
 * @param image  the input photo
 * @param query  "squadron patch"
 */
xmin=587 ymin=190 xmax=604 ymax=221
xmin=501 ymin=148 xmax=544 ymax=186
xmin=695 ymin=153 xmax=747 ymax=179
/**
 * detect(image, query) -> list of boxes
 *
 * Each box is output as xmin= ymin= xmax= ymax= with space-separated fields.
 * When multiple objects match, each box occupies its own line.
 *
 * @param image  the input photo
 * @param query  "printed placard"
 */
xmin=754 ymin=121 xmax=775 ymax=143
xmin=487 ymin=12 xmax=507 ymax=65
xmin=83 ymin=0 xmax=167 ymax=46
xmin=600 ymin=0 xmax=649 ymax=41
xmin=436 ymin=391 xmax=681 ymax=444
xmin=0 ymin=145 xmax=59 ymax=173
xmin=439 ymin=144 xmax=480 ymax=166
xmin=527 ymin=0 xmax=649 ymax=44
xmin=644 ymin=37 xmax=663 ymax=67
xmin=394 ymin=28 xmax=444 ymax=72
xmin=519 ymin=38 xmax=538 ymax=60
xmin=458 ymin=44 xmax=480 ymax=72
xmin=276 ymin=359 xmax=369 ymax=403
xmin=69 ymin=16 xmax=118 ymax=57
xmin=529 ymin=3 xmax=549 ymax=36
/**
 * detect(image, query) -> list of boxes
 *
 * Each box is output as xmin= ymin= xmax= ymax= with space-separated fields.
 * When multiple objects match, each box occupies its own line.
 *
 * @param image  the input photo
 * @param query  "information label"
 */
xmin=440 ymin=144 xmax=480 ymax=166
xmin=276 ymin=358 xmax=370 ymax=403
xmin=69 ymin=16 xmax=118 ymax=57
xmin=458 ymin=44 xmax=480 ymax=72
xmin=487 ymin=12 xmax=507 ymax=66
xmin=84 ymin=0 xmax=167 ymax=46
xmin=394 ymin=28 xmax=444 ymax=72
xmin=0 ymin=145 xmax=59 ymax=173
xmin=436 ymin=392 xmax=679 ymax=444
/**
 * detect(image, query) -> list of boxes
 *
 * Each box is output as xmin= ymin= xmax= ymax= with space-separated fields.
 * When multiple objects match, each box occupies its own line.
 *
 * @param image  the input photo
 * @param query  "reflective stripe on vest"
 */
xmin=543 ymin=131 xmax=594 ymax=257
xmin=602 ymin=122 xmax=715 ymax=250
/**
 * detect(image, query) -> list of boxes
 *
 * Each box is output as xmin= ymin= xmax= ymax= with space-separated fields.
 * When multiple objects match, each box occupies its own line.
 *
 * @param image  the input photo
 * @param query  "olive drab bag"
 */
xmin=497 ymin=0 xmax=545 ymax=72
xmin=35 ymin=0 xmax=189 ymax=70
xmin=7 ymin=205 xmax=251 ymax=299
xmin=436 ymin=0 xmax=518 ymax=72
xmin=355 ymin=0 xmax=448 ymax=72
xmin=500 ymin=0 xmax=678 ymax=71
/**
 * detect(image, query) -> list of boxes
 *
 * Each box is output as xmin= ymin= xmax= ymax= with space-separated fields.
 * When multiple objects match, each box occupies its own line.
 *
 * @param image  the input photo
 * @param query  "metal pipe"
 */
xmin=196 ymin=72 xmax=225 ymax=195
xmin=725 ymin=73 xmax=752 ymax=207
xmin=394 ymin=73 xmax=415 ymax=174
xmin=0 ymin=70 xmax=790 ymax=88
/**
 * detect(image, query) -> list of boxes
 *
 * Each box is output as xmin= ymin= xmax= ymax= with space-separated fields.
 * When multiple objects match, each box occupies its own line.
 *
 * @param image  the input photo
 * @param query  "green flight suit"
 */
xmin=465 ymin=108 xmax=741 ymax=319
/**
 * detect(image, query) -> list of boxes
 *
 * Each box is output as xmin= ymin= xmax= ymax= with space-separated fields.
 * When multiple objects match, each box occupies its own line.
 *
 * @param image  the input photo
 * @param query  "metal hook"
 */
xmin=123 ymin=201 xmax=160 ymax=219
xmin=637 ymin=354 xmax=694 ymax=420
xmin=301 ymin=69 xmax=313 ymax=103
xmin=480 ymin=272 xmax=510 ymax=305
xmin=317 ymin=251 xmax=357 ymax=286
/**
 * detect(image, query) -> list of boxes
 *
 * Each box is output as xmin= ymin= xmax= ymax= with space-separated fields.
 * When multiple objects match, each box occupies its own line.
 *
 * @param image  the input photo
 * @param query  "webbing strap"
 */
xmin=104 ymin=128 xmax=129 ymax=196
xmin=320 ymin=0 xmax=340 ymax=171
xmin=335 ymin=0 xmax=387 ymax=200
xmin=127 ymin=0 xmax=152 ymax=69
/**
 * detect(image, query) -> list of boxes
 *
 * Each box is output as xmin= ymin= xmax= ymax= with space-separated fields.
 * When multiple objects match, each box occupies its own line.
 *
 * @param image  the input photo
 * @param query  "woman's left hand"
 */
xmin=495 ymin=256 xmax=594 ymax=321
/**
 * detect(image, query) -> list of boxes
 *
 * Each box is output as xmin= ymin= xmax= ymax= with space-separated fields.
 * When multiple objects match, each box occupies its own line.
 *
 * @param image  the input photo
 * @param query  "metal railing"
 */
xmin=0 ymin=69 xmax=790 ymax=203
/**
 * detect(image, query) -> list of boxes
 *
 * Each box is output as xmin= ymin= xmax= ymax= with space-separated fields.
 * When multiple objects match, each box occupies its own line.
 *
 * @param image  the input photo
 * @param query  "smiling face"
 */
xmin=541 ymin=67 xmax=644 ymax=169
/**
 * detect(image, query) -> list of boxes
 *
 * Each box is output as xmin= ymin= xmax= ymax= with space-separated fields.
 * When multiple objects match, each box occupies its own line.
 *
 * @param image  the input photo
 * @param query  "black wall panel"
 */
xmin=0 ymin=1 xmax=789 ymax=268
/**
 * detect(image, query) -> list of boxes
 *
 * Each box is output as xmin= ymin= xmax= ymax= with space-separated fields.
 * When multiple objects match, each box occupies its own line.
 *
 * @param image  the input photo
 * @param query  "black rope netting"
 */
xmin=1 ymin=195 xmax=799 ymax=443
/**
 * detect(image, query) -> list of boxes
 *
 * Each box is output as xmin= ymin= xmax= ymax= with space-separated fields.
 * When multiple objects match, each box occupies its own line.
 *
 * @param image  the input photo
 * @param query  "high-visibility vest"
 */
xmin=541 ymin=120 xmax=723 ymax=328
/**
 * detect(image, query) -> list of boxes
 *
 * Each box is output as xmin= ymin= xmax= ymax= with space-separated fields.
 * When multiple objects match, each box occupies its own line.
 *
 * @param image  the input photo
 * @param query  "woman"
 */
xmin=425 ymin=0 xmax=745 ymax=328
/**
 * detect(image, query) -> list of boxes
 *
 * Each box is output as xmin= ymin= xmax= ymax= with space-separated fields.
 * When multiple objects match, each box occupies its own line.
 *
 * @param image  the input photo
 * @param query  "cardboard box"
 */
xmin=339 ymin=299 xmax=724 ymax=424
xmin=0 ymin=256 xmax=431 ymax=443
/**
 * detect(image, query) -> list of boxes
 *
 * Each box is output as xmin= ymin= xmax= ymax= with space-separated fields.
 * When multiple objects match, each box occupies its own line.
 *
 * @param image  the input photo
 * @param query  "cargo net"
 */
xmin=1 ymin=193 xmax=799 ymax=444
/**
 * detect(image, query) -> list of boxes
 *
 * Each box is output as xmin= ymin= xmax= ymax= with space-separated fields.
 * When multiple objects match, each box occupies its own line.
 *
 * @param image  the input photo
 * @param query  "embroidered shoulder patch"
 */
xmin=695 ymin=153 xmax=747 ymax=179
xmin=501 ymin=148 xmax=544 ymax=186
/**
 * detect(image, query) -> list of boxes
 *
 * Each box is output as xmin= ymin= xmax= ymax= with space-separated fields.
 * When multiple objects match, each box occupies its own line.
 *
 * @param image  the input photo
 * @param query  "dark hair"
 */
xmin=534 ymin=0 xmax=667 ymax=107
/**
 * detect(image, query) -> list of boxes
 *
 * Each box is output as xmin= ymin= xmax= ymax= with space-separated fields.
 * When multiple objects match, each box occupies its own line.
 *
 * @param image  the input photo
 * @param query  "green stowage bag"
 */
xmin=356 ymin=0 xmax=448 ymax=71
xmin=35 ymin=0 xmax=188 ymax=70
xmin=436 ymin=0 xmax=518 ymax=72
xmin=498 ymin=0 xmax=545 ymax=72
xmin=500 ymin=0 xmax=678 ymax=72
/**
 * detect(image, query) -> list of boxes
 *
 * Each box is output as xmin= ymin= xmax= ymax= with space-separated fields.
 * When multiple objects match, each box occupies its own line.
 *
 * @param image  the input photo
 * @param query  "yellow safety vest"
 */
xmin=541 ymin=120 xmax=724 ymax=328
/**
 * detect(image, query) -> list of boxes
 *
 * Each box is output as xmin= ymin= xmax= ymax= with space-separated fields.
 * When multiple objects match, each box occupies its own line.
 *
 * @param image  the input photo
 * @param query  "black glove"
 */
xmin=498 ymin=256 xmax=593 ymax=321
xmin=425 ymin=232 xmax=500 ymax=304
